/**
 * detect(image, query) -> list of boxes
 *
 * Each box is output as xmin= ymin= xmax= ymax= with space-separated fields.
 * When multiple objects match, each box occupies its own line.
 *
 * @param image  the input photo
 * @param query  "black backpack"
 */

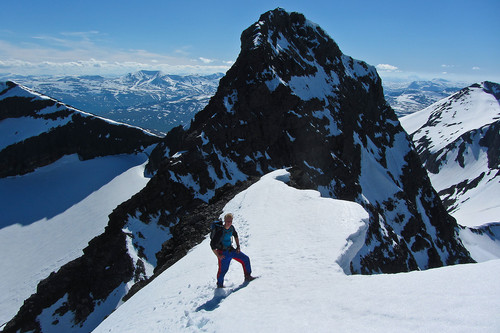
xmin=210 ymin=220 xmax=223 ymax=241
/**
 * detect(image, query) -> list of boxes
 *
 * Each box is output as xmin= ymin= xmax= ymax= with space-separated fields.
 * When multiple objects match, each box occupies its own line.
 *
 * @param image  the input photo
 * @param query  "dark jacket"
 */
xmin=210 ymin=225 xmax=238 ymax=250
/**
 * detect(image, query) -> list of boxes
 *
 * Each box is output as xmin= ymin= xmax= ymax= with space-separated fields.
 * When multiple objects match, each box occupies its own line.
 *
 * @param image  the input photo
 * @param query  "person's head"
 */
xmin=224 ymin=213 xmax=233 ymax=227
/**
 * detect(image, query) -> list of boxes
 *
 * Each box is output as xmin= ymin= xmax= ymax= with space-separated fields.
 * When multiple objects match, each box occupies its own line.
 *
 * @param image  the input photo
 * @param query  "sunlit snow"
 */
xmin=0 ymin=152 xmax=152 ymax=325
xmin=93 ymin=170 xmax=500 ymax=333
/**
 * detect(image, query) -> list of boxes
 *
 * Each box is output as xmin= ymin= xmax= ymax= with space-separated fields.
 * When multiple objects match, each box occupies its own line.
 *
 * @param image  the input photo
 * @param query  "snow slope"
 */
xmin=93 ymin=170 xmax=500 ymax=333
xmin=399 ymin=82 xmax=499 ymax=228
xmin=399 ymin=82 xmax=500 ymax=263
xmin=0 ymin=151 xmax=152 ymax=325
xmin=401 ymin=82 xmax=500 ymax=153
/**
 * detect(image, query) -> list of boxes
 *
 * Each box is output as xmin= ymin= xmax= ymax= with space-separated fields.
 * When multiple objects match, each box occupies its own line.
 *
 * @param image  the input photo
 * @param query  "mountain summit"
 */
xmin=150 ymin=8 xmax=472 ymax=273
xmin=3 ymin=8 xmax=473 ymax=332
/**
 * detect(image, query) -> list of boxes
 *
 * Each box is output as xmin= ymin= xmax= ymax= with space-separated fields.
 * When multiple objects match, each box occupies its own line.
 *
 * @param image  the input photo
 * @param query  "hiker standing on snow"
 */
xmin=210 ymin=213 xmax=255 ymax=288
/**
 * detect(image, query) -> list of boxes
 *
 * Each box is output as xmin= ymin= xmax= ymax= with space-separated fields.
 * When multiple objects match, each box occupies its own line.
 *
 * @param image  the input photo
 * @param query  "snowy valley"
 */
xmin=1 ymin=8 xmax=499 ymax=333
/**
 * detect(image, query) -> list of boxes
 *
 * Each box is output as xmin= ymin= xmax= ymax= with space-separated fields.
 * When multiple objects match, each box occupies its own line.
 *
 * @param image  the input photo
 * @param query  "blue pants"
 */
xmin=217 ymin=249 xmax=252 ymax=287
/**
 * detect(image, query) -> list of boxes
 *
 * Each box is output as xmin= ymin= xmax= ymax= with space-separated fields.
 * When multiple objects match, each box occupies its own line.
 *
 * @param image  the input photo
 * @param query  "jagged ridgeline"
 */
xmin=3 ymin=8 xmax=473 ymax=333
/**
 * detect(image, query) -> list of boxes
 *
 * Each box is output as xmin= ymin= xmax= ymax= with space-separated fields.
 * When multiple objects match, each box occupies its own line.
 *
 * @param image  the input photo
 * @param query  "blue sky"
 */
xmin=1 ymin=0 xmax=499 ymax=82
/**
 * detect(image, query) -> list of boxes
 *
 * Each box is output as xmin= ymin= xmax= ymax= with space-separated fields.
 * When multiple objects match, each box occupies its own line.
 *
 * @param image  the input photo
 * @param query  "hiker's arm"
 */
xmin=232 ymin=227 xmax=240 ymax=252
xmin=235 ymin=236 xmax=241 ymax=252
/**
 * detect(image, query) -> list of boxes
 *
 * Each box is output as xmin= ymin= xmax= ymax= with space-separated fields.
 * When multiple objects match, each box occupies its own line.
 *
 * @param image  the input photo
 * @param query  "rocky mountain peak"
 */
xmin=225 ymin=8 xmax=376 ymax=106
xmin=3 ymin=9 xmax=474 ymax=332
xmin=240 ymin=8 xmax=342 ymax=78
xmin=148 ymin=8 xmax=471 ymax=276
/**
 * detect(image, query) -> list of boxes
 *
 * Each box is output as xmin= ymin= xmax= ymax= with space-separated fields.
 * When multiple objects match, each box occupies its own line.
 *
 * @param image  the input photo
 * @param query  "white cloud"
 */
xmin=0 ymin=36 xmax=231 ymax=75
xmin=472 ymin=66 xmax=480 ymax=70
xmin=199 ymin=57 xmax=215 ymax=64
xmin=376 ymin=64 xmax=399 ymax=72
xmin=441 ymin=64 xmax=455 ymax=68
xmin=0 ymin=58 xmax=230 ymax=76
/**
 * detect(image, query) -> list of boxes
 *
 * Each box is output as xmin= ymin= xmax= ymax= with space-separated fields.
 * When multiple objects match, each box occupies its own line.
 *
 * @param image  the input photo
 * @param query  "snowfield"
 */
xmin=0 ymin=151 xmax=153 ymax=326
xmin=401 ymin=83 xmax=499 ymax=154
xmin=399 ymin=82 xmax=500 ymax=263
xmin=93 ymin=170 xmax=500 ymax=333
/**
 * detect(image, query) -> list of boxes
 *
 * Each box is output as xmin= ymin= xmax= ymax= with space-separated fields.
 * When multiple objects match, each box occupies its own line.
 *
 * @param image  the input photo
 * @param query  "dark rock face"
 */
xmin=141 ymin=8 xmax=473 ymax=277
xmin=3 ymin=8 xmax=473 ymax=332
xmin=0 ymin=81 xmax=160 ymax=178
xmin=480 ymin=120 xmax=500 ymax=170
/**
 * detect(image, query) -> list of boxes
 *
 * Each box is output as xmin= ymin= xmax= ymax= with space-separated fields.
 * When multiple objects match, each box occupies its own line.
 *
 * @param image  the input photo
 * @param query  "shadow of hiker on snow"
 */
xmin=195 ymin=281 xmax=250 ymax=312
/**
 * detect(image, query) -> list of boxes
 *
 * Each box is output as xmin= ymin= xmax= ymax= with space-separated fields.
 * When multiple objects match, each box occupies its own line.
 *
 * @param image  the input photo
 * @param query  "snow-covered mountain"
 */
xmin=0 ymin=82 xmax=160 ymax=328
xmin=1 ymin=8 xmax=484 ymax=333
xmin=91 ymin=170 xmax=500 ymax=333
xmin=400 ymin=81 xmax=500 ymax=262
xmin=0 ymin=151 xmax=154 ymax=328
xmin=383 ymin=79 xmax=465 ymax=117
xmin=0 ymin=71 xmax=223 ymax=135
xmin=0 ymin=81 xmax=160 ymax=177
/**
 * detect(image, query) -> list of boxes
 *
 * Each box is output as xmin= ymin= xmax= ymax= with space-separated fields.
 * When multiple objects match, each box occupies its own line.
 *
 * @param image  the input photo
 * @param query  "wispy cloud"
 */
xmin=376 ymin=64 xmax=399 ymax=72
xmin=29 ymin=30 xmax=103 ymax=52
xmin=0 ymin=57 xmax=231 ymax=76
xmin=199 ymin=57 xmax=215 ymax=64
xmin=0 ymin=32 xmax=232 ymax=75
xmin=472 ymin=66 xmax=480 ymax=70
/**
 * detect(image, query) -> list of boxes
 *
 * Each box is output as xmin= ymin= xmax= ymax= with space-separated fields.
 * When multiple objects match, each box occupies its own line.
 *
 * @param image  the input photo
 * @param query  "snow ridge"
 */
xmin=0 ymin=81 xmax=160 ymax=178
xmin=93 ymin=170 xmax=500 ymax=333
xmin=400 ymin=81 xmax=500 ymax=262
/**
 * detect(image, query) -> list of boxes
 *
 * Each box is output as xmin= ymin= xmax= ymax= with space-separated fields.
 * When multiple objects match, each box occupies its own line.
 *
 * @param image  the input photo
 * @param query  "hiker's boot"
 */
xmin=245 ymin=274 xmax=256 ymax=282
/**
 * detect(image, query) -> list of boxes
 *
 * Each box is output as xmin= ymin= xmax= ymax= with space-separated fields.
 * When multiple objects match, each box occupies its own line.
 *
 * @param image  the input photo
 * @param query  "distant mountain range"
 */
xmin=383 ymin=78 xmax=467 ymax=117
xmin=0 ymin=71 xmax=223 ymax=135
xmin=0 ymin=73 xmax=466 ymax=135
